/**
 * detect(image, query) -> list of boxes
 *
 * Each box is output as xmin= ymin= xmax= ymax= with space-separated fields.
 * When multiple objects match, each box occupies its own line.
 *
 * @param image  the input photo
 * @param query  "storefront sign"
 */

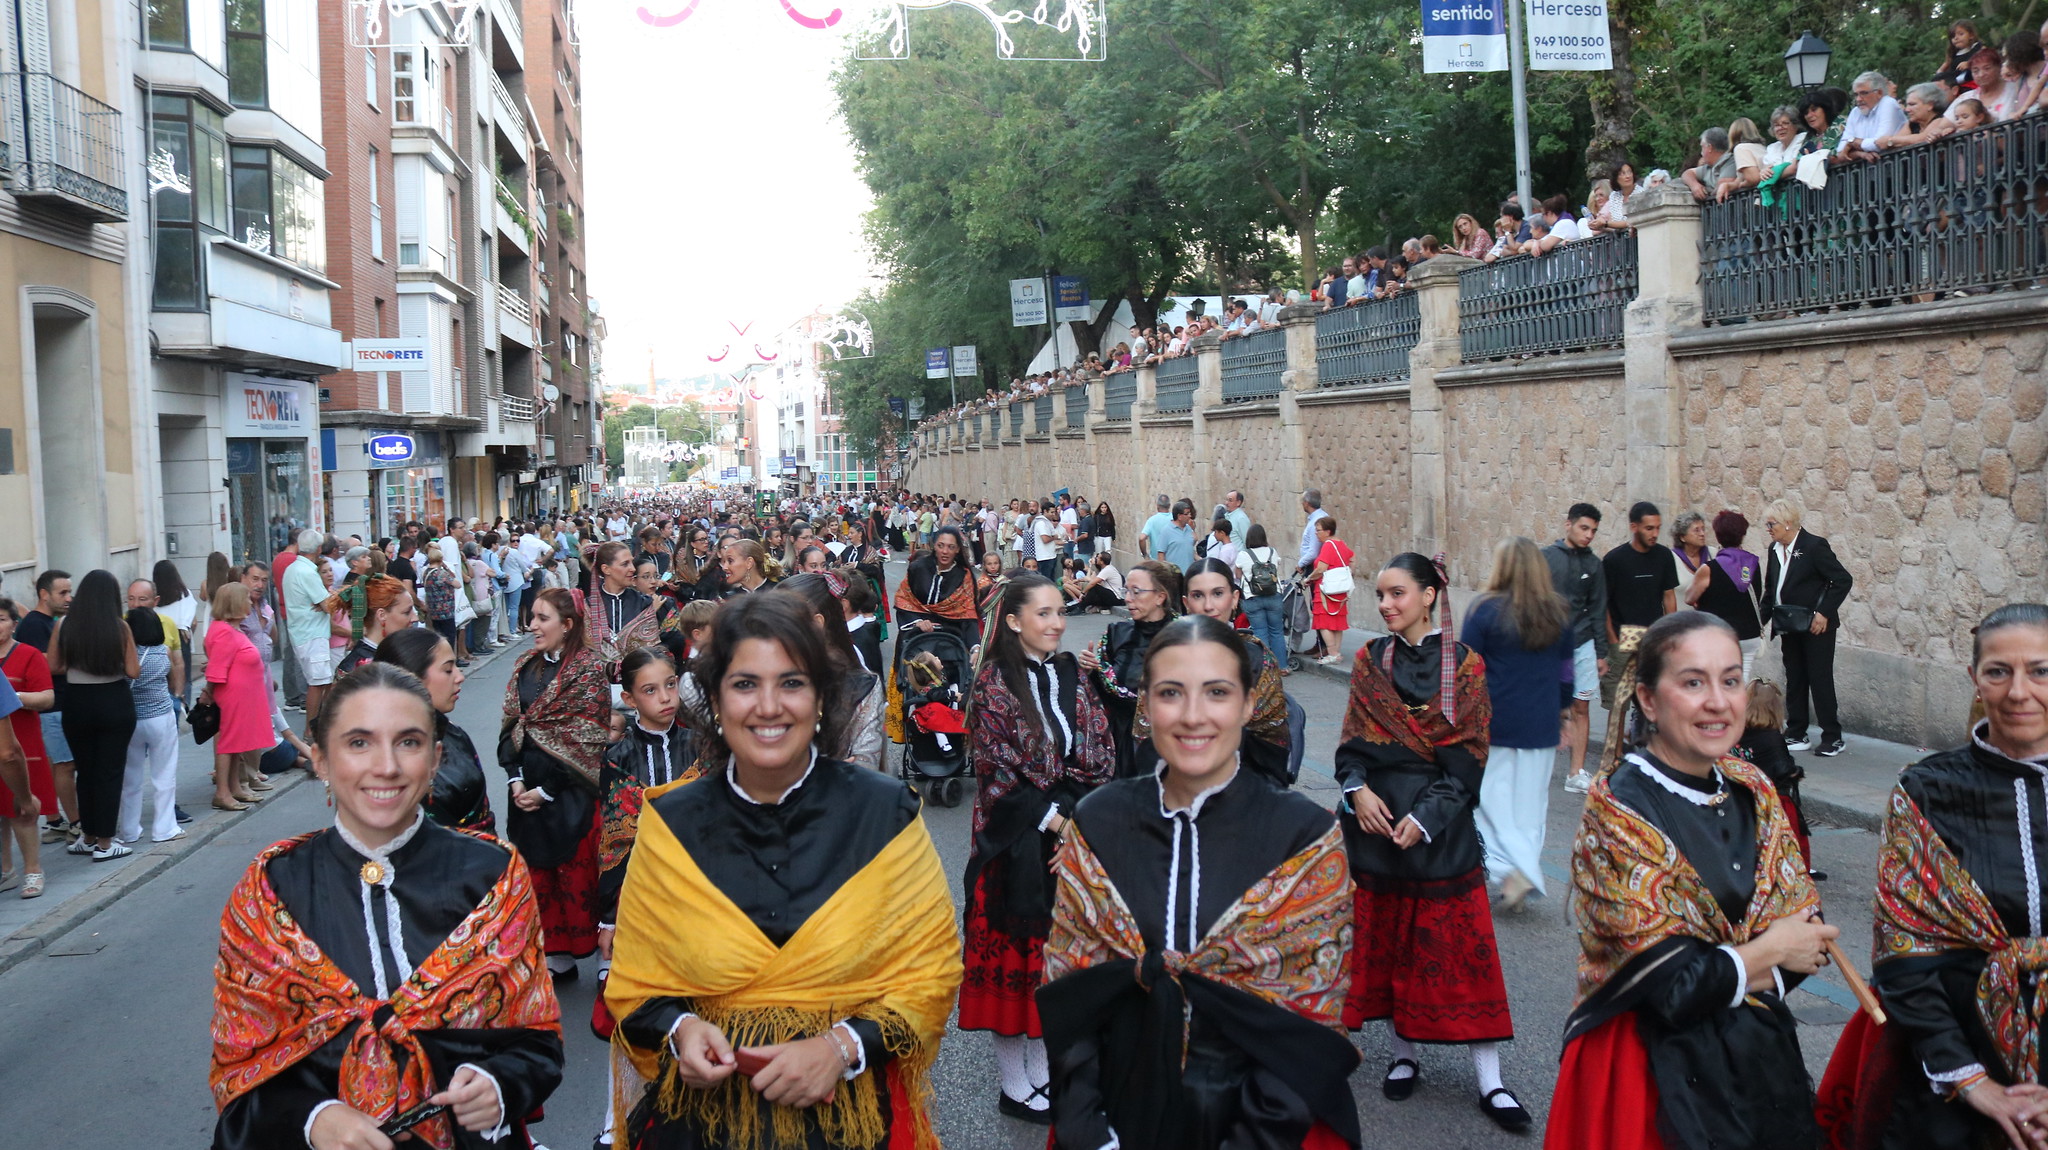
xmin=224 ymin=374 xmax=317 ymax=437
xmin=351 ymin=338 xmax=431 ymax=372
xmin=368 ymin=433 xmax=417 ymax=464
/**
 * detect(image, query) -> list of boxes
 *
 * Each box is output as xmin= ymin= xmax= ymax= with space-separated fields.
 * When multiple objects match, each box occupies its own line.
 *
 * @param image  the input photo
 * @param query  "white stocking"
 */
xmin=1387 ymin=1030 xmax=1418 ymax=1078
xmin=1023 ymin=1036 xmax=1051 ymax=1103
xmin=546 ymin=953 xmax=577 ymax=975
xmin=1472 ymin=1041 xmax=1512 ymax=1103
xmin=992 ymin=1034 xmax=1032 ymax=1102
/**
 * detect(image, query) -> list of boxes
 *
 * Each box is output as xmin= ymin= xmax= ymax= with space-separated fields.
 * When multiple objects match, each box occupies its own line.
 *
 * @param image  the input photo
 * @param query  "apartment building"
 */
xmin=140 ymin=0 xmax=344 ymax=577
xmin=0 ymin=0 xmax=144 ymax=581
xmin=521 ymin=0 xmax=594 ymax=514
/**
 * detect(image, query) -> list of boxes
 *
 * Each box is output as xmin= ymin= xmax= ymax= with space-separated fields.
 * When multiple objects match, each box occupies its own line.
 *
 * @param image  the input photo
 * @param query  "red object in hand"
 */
xmin=735 ymin=1049 xmax=773 ymax=1077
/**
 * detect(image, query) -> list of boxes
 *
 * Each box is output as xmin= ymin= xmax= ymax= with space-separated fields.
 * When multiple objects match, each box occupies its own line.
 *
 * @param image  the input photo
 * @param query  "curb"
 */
xmin=0 ymin=636 xmax=531 ymax=979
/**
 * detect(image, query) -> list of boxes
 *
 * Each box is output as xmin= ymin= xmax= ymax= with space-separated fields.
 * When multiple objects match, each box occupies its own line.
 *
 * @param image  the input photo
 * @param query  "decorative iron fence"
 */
xmin=1316 ymin=292 xmax=1420 ymax=387
xmin=0 ymin=72 xmax=126 ymax=220
xmin=1009 ymin=401 xmax=1024 ymax=437
xmin=1101 ymin=372 xmax=1137 ymax=421
xmin=1459 ymin=231 xmax=1638 ymax=362
xmin=1701 ymin=118 xmax=2048 ymax=323
xmin=1154 ymin=356 xmax=1198 ymax=412
xmin=1066 ymin=387 xmax=1089 ymax=428
xmin=1219 ymin=326 xmax=1287 ymax=402
xmin=1034 ymin=395 xmax=1054 ymax=433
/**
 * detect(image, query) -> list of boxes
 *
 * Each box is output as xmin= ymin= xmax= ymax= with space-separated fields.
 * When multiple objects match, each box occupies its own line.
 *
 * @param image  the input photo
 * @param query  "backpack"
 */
xmin=1247 ymin=547 xmax=1280 ymax=598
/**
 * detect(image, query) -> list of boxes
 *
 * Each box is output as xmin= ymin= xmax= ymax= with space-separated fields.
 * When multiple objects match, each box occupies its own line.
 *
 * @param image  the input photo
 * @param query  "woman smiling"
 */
xmin=1037 ymin=616 xmax=1359 ymax=1149
xmin=605 ymin=594 xmax=961 ymax=1150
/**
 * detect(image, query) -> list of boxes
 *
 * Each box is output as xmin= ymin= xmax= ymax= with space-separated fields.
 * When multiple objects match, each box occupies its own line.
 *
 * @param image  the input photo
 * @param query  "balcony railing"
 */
xmin=488 ymin=68 xmax=524 ymax=134
xmin=1101 ymin=372 xmax=1137 ymax=421
xmin=1220 ymin=326 xmax=1286 ymax=402
xmin=1033 ymin=395 xmax=1053 ymax=434
xmin=498 ymin=284 xmax=533 ymax=329
xmin=1066 ymin=387 xmax=1088 ymax=428
xmin=1317 ymin=292 xmax=1419 ymax=387
xmin=1702 ymin=118 xmax=2048 ymax=323
xmin=1154 ymin=355 xmax=1198 ymax=412
xmin=1008 ymin=400 xmax=1023 ymax=437
xmin=1459 ymin=231 xmax=1638 ymax=362
xmin=502 ymin=394 xmax=535 ymax=421
xmin=0 ymin=72 xmax=126 ymax=221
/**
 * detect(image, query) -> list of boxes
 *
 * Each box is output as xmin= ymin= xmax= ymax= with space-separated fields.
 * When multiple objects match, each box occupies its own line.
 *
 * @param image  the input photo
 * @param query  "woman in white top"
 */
xmin=1233 ymin=524 xmax=1290 ymax=672
xmin=1586 ymin=163 xmax=1637 ymax=234
xmin=152 ymin=559 xmax=199 ymax=712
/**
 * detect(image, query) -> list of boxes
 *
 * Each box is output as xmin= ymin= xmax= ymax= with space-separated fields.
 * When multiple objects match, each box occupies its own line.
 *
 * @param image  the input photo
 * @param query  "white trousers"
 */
xmin=1475 ymin=745 xmax=1557 ymax=896
xmin=119 ymin=711 xmax=182 ymax=843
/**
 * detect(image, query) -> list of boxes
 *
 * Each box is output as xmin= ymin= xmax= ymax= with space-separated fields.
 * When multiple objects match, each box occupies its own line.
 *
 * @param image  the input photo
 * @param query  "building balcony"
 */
xmin=0 ymin=72 xmax=127 ymax=221
xmin=502 ymin=393 xmax=535 ymax=421
xmin=488 ymin=70 xmax=530 ymax=166
xmin=497 ymin=284 xmax=538 ymax=347
xmin=151 ymin=238 xmax=344 ymax=374
xmin=493 ymin=179 xmax=534 ymax=254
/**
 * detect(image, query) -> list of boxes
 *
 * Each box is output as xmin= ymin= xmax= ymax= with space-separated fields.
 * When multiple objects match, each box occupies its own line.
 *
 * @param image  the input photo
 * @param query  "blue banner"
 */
xmin=924 ymin=348 xmax=950 ymax=379
xmin=1052 ymin=276 xmax=1090 ymax=322
xmin=1421 ymin=0 xmax=1508 ymax=72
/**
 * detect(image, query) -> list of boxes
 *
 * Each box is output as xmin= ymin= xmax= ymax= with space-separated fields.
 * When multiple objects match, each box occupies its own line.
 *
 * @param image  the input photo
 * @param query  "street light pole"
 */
xmin=1507 ymin=0 xmax=1534 ymax=214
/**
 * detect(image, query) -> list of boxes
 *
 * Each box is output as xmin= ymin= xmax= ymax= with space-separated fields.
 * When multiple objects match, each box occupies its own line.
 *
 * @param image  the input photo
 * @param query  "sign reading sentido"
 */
xmin=1420 ymin=1 xmax=1507 ymax=73
xmin=925 ymin=348 xmax=951 ymax=379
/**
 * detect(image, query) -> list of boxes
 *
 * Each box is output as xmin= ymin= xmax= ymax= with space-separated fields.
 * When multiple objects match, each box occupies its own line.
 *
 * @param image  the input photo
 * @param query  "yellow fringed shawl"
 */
xmin=604 ymin=801 xmax=962 ymax=1150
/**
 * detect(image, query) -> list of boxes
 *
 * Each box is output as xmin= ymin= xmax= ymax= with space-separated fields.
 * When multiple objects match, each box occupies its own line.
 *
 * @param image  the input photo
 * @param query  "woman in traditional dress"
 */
xmin=717 ymin=539 xmax=781 ymax=599
xmin=894 ymin=526 xmax=983 ymax=644
xmin=1815 ymin=603 xmax=2048 ymax=1150
xmin=671 ymin=525 xmax=718 ymax=602
xmin=500 ymin=587 xmax=613 ymax=983
xmin=210 ymin=662 xmax=563 ymax=1150
xmin=330 ymin=574 xmax=417 ymax=676
xmin=1179 ymin=558 xmax=1292 ymax=786
xmin=1336 ymin=552 xmax=1528 ymax=1130
xmin=604 ymin=594 xmax=962 ymax=1150
xmin=1037 ymin=615 xmax=1361 ymax=1150
xmin=373 ymin=627 xmax=493 ymax=835
xmin=777 ymin=572 xmax=885 ymax=771
xmin=1081 ymin=560 xmax=1180 ymax=779
xmin=959 ymin=573 xmax=1115 ymax=1123
xmin=590 ymin=542 xmax=685 ymax=667
xmin=1550 ymin=610 xmax=1834 ymax=1150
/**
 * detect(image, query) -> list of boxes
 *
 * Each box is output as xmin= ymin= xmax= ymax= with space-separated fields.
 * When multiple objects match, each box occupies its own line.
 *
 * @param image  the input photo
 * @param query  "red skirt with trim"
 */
xmin=1815 ymin=1009 xmax=1907 ymax=1150
xmin=531 ymin=806 xmax=601 ymax=958
xmin=958 ymin=869 xmax=1045 ymax=1037
xmin=1545 ymin=1012 xmax=1663 ymax=1150
xmin=1342 ymin=870 xmax=1513 ymax=1042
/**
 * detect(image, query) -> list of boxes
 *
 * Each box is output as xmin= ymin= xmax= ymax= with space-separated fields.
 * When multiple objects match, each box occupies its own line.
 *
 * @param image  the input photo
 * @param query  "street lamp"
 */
xmin=1784 ymin=31 xmax=1831 ymax=91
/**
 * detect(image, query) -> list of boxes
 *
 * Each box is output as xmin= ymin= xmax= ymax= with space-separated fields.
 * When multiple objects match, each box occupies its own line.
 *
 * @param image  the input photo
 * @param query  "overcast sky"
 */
xmin=580 ymin=4 xmax=881 ymax=390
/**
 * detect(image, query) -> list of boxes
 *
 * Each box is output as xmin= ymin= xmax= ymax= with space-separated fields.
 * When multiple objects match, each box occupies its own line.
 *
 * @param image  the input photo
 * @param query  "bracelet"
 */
xmin=825 ymin=1028 xmax=856 ymax=1069
xmin=1953 ymin=1071 xmax=1991 ymax=1101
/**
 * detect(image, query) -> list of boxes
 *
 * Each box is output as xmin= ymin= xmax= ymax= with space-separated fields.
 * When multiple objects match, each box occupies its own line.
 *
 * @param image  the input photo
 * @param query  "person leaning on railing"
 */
xmin=1874 ymin=82 xmax=1958 ymax=150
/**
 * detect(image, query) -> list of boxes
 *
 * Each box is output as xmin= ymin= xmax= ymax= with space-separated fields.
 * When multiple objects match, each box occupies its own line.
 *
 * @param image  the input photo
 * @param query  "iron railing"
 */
xmin=1034 ymin=395 xmax=1053 ymax=434
xmin=1316 ymin=292 xmax=1420 ymax=387
xmin=1155 ymin=356 xmax=1198 ymax=412
xmin=0 ymin=72 xmax=126 ymax=220
xmin=1008 ymin=401 xmax=1024 ymax=437
xmin=502 ymin=394 xmax=535 ymax=421
xmin=1220 ymin=326 xmax=1287 ymax=402
xmin=1459 ymin=231 xmax=1638 ymax=362
xmin=1066 ymin=387 xmax=1089 ymax=428
xmin=1702 ymin=118 xmax=2048 ymax=323
xmin=1101 ymin=372 xmax=1137 ymax=421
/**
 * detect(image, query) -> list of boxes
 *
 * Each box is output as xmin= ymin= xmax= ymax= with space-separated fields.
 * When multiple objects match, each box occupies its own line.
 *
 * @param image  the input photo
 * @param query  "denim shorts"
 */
xmin=1572 ymin=640 xmax=1598 ymax=702
xmin=41 ymin=709 xmax=71 ymax=762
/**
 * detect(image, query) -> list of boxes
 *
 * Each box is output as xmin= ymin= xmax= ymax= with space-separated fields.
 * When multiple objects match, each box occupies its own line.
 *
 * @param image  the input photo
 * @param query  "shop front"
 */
xmin=224 ymin=374 xmax=320 ymax=566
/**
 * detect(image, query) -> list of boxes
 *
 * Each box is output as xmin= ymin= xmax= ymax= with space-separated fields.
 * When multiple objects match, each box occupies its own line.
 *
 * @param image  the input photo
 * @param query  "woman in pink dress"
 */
xmin=203 ymin=583 xmax=274 ymax=812
xmin=1308 ymin=515 xmax=1356 ymax=666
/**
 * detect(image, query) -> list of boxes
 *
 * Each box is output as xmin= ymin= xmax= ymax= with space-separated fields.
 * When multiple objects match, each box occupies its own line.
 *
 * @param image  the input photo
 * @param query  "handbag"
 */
xmin=190 ymin=699 xmax=221 ymax=745
xmin=1770 ymin=603 xmax=1815 ymax=635
xmin=1319 ymin=545 xmax=1354 ymax=596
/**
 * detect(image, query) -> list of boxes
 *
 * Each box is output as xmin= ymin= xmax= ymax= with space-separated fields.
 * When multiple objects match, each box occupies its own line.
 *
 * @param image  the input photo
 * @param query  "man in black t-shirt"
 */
xmin=386 ymin=539 xmax=419 ymax=594
xmin=1600 ymin=501 xmax=1679 ymax=710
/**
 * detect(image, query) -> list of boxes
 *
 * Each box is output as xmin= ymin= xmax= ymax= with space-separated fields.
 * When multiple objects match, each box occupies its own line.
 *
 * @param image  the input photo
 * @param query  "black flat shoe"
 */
xmin=1382 ymin=1058 xmax=1420 ymax=1101
xmin=997 ymin=1090 xmax=1053 ymax=1125
xmin=1481 ymin=1088 xmax=1533 ymax=1133
xmin=551 ymin=963 xmax=580 ymax=985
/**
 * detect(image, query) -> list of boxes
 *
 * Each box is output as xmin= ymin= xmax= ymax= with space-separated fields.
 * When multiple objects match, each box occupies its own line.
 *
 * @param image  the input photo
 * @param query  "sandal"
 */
xmin=212 ymin=798 xmax=249 ymax=812
xmin=21 ymin=871 xmax=44 ymax=898
xmin=1383 ymin=1058 xmax=1420 ymax=1101
xmin=0 ymin=868 xmax=16 ymax=893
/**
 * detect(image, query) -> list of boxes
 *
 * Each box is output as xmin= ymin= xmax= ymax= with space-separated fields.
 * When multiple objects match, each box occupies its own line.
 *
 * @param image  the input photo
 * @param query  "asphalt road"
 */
xmin=0 ymin=605 xmax=1883 ymax=1149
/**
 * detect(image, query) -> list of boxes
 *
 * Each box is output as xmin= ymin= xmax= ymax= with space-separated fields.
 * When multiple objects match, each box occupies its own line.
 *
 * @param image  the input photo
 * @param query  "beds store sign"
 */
xmin=368 ymin=433 xmax=417 ymax=465
xmin=1421 ymin=1 xmax=1507 ymax=73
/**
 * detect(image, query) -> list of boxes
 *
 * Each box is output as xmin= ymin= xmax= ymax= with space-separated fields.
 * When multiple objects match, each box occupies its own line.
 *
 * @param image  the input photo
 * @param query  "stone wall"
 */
xmin=906 ymin=189 xmax=2048 ymax=746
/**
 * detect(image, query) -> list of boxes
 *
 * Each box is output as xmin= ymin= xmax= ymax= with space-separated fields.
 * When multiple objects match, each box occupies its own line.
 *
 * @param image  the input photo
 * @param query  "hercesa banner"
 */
xmin=1420 ymin=0 xmax=1507 ymax=73
xmin=1523 ymin=0 xmax=1613 ymax=70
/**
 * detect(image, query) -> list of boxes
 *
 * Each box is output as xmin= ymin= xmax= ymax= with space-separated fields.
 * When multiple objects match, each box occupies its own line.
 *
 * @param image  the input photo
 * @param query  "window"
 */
xmin=147 ymin=0 xmax=188 ymax=48
xmin=231 ymin=146 xmax=327 ymax=273
xmin=226 ymin=0 xmax=266 ymax=108
xmin=364 ymin=48 xmax=378 ymax=108
xmin=368 ymin=145 xmax=383 ymax=261
xmin=150 ymin=95 xmax=227 ymax=309
xmin=392 ymin=51 xmax=417 ymax=123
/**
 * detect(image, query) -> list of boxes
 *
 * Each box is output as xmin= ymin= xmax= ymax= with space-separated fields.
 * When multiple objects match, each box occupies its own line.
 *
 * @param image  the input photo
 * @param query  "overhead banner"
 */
xmin=1524 ymin=0 xmax=1612 ymax=69
xmin=951 ymin=345 xmax=978 ymax=375
xmin=1052 ymin=276 xmax=1090 ymax=322
xmin=924 ymin=347 xmax=951 ymax=379
xmin=1421 ymin=1 xmax=1508 ymax=73
xmin=1010 ymin=278 xmax=1047 ymax=327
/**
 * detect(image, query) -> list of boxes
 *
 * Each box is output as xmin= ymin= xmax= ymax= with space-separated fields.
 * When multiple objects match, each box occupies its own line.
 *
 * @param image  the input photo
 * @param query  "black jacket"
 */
xmin=1543 ymin=539 xmax=1608 ymax=658
xmin=1761 ymin=530 xmax=1853 ymax=627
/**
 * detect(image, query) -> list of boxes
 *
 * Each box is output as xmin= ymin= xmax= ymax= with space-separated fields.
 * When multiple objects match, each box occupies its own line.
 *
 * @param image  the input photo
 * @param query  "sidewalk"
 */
xmin=0 ymin=635 xmax=531 ymax=978
xmin=1292 ymin=623 xmax=1922 ymax=832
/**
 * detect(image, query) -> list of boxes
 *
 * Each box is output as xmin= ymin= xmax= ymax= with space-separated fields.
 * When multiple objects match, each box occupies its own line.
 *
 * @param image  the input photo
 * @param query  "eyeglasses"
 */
xmin=1128 ymin=585 xmax=1160 ymax=597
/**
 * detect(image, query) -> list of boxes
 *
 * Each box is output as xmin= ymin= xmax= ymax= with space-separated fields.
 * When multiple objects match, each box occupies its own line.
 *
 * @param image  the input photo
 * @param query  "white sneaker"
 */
xmin=92 ymin=842 xmax=133 ymax=862
xmin=1785 ymin=736 xmax=1813 ymax=752
xmin=1563 ymin=770 xmax=1594 ymax=794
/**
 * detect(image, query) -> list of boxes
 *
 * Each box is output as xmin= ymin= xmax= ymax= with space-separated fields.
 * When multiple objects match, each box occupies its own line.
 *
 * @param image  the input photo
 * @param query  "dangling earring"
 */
xmin=323 ymin=780 xmax=333 ymax=808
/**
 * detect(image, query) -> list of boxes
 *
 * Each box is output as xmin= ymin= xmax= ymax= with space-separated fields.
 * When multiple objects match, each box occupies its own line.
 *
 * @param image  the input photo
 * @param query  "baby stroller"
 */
xmin=896 ymin=627 xmax=973 ymax=807
xmin=1279 ymin=576 xmax=1319 ymax=672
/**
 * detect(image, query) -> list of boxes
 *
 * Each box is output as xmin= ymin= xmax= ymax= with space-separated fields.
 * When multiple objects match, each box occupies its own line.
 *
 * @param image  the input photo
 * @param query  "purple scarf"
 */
xmin=1714 ymin=546 xmax=1760 ymax=592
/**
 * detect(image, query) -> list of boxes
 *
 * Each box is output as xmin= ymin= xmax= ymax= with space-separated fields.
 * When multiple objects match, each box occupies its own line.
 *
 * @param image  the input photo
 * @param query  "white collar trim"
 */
xmin=725 ymin=747 xmax=821 ymax=806
xmin=1626 ymin=752 xmax=1727 ymax=806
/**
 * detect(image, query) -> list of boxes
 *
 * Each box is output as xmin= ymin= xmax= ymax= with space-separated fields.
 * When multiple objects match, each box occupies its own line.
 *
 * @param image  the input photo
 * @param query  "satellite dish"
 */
xmin=542 ymin=383 xmax=561 ymax=403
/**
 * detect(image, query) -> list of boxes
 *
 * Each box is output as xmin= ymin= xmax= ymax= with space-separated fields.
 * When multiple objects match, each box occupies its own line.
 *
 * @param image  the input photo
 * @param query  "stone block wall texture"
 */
xmin=906 ymin=307 xmax=2048 ymax=746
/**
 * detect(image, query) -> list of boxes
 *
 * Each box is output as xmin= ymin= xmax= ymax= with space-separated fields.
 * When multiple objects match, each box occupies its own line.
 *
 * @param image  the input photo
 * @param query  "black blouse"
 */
xmin=426 ymin=719 xmax=493 ymax=834
xmin=212 ymin=821 xmax=564 ymax=1150
xmin=498 ymin=655 xmax=591 ymax=868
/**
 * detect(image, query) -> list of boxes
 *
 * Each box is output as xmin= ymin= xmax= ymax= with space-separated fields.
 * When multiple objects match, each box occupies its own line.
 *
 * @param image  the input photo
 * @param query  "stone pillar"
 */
xmin=1276 ymin=303 xmax=1320 ymax=515
xmin=1081 ymin=373 xmax=1105 ymax=506
xmin=1191 ymin=332 xmax=1224 ymax=505
xmin=1406 ymin=254 xmax=1478 ymax=553
xmin=1130 ymin=364 xmax=1158 ymax=540
xmin=1624 ymin=183 xmax=1704 ymax=512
